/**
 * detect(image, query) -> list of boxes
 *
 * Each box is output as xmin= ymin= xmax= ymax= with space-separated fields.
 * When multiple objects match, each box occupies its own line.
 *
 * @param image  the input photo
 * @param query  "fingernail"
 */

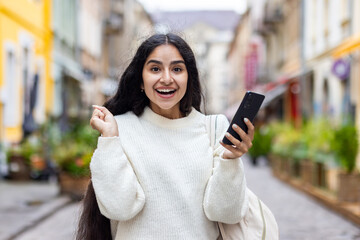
xmin=92 ymin=105 xmax=101 ymax=108
xmin=226 ymin=132 xmax=230 ymax=137
xmin=233 ymin=124 xmax=238 ymax=129
xmin=244 ymin=118 xmax=248 ymax=122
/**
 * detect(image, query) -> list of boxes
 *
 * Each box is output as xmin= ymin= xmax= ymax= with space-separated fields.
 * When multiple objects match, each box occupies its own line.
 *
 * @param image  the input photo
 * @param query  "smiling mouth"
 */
xmin=156 ymin=89 xmax=176 ymax=95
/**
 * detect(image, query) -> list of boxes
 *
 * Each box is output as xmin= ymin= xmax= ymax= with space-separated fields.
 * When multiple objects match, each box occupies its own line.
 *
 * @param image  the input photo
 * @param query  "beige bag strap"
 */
xmin=258 ymin=198 xmax=266 ymax=240
xmin=218 ymin=222 xmax=227 ymax=240
xmin=206 ymin=115 xmax=227 ymax=239
xmin=206 ymin=115 xmax=217 ymax=150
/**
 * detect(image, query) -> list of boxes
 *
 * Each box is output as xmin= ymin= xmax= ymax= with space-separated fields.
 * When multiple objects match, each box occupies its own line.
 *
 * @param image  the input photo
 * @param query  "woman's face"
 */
xmin=142 ymin=44 xmax=188 ymax=119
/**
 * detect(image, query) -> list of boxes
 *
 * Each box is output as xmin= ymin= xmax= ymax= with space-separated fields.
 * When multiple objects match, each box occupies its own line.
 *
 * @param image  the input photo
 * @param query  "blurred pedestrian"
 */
xmin=77 ymin=33 xmax=254 ymax=240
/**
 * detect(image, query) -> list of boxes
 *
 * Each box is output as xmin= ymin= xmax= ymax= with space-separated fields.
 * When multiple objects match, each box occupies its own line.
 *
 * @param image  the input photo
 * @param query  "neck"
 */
xmin=149 ymin=104 xmax=184 ymax=119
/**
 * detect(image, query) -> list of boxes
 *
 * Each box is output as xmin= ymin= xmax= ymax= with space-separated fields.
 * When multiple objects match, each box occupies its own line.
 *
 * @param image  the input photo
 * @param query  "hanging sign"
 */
xmin=331 ymin=58 xmax=350 ymax=80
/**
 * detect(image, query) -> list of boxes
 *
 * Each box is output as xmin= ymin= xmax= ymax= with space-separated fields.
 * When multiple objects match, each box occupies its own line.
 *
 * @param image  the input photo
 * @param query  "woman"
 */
xmin=77 ymin=33 xmax=254 ymax=239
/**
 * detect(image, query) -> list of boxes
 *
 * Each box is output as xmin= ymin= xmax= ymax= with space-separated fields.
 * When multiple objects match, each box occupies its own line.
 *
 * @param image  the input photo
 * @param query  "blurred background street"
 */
xmin=1 ymin=0 xmax=360 ymax=239
xmin=1 ymin=156 xmax=359 ymax=240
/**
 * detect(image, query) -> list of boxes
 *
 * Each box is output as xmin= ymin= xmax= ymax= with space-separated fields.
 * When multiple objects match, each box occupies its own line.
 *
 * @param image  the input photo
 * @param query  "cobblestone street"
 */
xmin=3 ymin=155 xmax=360 ymax=240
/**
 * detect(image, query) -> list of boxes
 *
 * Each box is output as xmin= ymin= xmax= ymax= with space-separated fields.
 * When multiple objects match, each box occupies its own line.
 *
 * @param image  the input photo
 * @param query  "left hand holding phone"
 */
xmin=220 ymin=118 xmax=255 ymax=159
xmin=90 ymin=105 xmax=119 ymax=137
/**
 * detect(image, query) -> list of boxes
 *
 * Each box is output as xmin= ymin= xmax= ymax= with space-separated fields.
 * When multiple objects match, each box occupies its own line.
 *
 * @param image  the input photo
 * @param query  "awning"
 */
xmin=54 ymin=53 xmax=86 ymax=82
xmin=332 ymin=35 xmax=360 ymax=58
xmin=261 ymin=83 xmax=287 ymax=108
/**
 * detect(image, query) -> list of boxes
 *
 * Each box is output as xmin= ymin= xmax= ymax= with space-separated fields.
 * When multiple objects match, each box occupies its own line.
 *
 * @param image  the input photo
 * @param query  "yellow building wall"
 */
xmin=0 ymin=0 xmax=53 ymax=143
xmin=1 ymin=0 xmax=44 ymax=29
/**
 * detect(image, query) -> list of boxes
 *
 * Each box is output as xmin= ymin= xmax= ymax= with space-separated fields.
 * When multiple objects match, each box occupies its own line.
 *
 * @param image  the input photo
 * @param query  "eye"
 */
xmin=173 ymin=67 xmax=182 ymax=72
xmin=151 ymin=67 xmax=160 ymax=72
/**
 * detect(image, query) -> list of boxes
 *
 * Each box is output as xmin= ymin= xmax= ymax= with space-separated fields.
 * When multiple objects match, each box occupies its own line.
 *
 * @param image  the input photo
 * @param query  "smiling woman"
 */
xmin=77 ymin=33 xmax=256 ymax=240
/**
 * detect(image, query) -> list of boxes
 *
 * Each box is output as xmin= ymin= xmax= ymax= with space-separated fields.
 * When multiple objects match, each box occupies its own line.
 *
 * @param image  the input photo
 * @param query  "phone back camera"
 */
xmin=244 ymin=101 xmax=251 ymax=109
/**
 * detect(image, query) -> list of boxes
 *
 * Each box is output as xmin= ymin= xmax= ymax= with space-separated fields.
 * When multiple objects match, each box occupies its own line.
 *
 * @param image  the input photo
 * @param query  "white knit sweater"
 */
xmin=90 ymin=107 xmax=248 ymax=240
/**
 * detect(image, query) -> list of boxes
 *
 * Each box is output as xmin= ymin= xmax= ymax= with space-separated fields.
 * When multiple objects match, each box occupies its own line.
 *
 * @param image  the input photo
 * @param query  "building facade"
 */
xmin=0 ymin=0 xmax=53 ymax=144
xmin=227 ymin=9 xmax=257 ymax=118
xmin=52 ymin=0 xmax=85 ymax=128
xmin=79 ymin=0 xmax=153 ymax=111
xmin=303 ymin=0 xmax=352 ymax=123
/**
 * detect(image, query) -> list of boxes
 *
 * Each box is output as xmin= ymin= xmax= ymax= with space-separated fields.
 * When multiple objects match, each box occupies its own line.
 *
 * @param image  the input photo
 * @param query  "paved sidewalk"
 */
xmin=13 ymin=203 xmax=80 ymax=240
xmin=244 ymin=156 xmax=360 ymax=240
xmin=0 ymin=180 xmax=71 ymax=240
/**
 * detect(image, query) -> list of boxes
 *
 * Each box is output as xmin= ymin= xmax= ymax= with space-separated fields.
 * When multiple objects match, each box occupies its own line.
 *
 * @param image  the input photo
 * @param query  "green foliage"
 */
xmin=52 ymin=122 xmax=99 ymax=177
xmin=248 ymin=127 xmax=273 ymax=158
xmin=267 ymin=118 xmax=359 ymax=172
xmin=302 ymin=118 xmax=335 ymax=161
xmin=331 ymin=123 xmax=359 ymax=173
xmin=269 ymin=122 xmax=302 ymax=159
xmin=6 ymin=136 xmax=43 ymax=164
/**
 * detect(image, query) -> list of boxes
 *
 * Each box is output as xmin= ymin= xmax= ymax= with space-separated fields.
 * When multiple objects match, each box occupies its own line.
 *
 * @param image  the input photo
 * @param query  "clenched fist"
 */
xmin=90 ymin=105 xmax=119 ymax=137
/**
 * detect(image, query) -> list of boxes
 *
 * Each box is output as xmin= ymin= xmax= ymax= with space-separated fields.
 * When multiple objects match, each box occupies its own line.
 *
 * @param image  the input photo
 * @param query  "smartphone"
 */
xmin=223 ymin=91 xmax=265 ymax=145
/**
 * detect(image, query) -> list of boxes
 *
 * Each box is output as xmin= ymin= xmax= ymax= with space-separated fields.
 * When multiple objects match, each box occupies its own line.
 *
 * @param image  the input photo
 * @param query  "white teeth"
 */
xmin=157 ymin=89 xmax=175 ymax=93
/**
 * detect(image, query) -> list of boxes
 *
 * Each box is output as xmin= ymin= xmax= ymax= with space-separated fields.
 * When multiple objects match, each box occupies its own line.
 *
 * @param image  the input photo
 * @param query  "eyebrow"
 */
xmin=146 ymin=60 xmax=185 ymax=65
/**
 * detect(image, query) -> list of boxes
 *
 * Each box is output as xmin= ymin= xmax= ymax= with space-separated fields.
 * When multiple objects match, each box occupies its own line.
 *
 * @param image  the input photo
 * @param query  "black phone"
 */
xmin=223 ymin=91 xmax=265 ymax=145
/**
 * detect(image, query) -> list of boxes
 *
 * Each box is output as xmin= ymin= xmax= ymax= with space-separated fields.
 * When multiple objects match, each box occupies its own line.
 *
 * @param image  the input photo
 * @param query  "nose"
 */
xmin=160 ymin=69 xmax=173 ymax=85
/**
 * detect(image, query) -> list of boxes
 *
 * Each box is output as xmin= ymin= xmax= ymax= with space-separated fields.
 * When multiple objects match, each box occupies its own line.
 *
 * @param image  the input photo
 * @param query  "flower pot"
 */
xmin=314 ymin=162 xmax=327 ymax=188
xmin=300 ymin=160 xmax=314 ymax=186
xmin=8 ymin=155 xmax=30 ymax=180
xmin=325 ymin=167 xmax=339 ymax=193
xmin=337 ymin=172 xmax=360 ymax=202
xmin=58 ymin=172 xmax=90 ymax=201
xmin=269 ymin=154 xmax=282 ymax=176
xmin=281 ymin=158 xmax=291 ymax=179
xmin=290 ymin=160 xmax=301 ymax=178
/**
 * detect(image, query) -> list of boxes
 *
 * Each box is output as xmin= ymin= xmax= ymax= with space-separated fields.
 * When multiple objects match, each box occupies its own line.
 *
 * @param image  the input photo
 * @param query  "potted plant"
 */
xmin=331 ymin=123 xmax=359 ymax=202
xmin=52 ymin=122 xmax=99 ymax=200
xmin=248 ymin=126 xmax=272 ymax=165
xmin=6 ymin=136 xmax=44 ymax=180
xmin=301 ymin=119 xmax=336 ymax=188
xmin=270 ymin=122 xmax=301 ymax=179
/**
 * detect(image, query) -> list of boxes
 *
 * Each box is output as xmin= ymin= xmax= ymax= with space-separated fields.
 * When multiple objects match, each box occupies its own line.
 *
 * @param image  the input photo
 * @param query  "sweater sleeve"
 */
xmin=203 ymin=114 xmax=249 ymax=224
xmin=90 ymin=136 xmax=145 ymax=221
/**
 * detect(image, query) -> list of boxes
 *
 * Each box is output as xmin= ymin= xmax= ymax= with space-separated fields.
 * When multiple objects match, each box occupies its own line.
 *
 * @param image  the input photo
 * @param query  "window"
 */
xmin=3 ymin=45 xmax=19 ymax=127
xmin=23 ymin=47 xmax=30 ymax=117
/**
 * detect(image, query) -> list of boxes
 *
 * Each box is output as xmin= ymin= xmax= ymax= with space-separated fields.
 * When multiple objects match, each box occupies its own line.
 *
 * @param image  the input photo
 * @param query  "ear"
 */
xmin=140 ymin=83 xmax=144 ymax=90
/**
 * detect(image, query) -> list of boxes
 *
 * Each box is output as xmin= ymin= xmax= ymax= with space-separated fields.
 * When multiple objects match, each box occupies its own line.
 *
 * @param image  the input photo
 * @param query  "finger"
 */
xmin=220 ymin=141 xmax=244 ymax=158
xmin=224 ymin=131 xmax=241 ymax=147
xmin=244 ymin=118 xmax=255 ymax=140
xmin=92 ymin=104 xmax=103 ymax=109
xmin=231 ymin=124 xmax=250 ymax=144
xmin=90 ymin=117 xmax=104 ymax=132
xmin=92 ymin=105 xmax=113 ymax=116
xmin=232 ymin=125 xmax=253 ymax=149
xmin=92 ymin=109 xmax=105 ymax=120
xmin=220 ymin=140 xmax=243 ymax=154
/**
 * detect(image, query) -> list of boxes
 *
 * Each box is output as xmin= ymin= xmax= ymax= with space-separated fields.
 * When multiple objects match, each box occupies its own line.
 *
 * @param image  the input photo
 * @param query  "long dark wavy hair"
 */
xmin=76 ymin=33 xmax=203 ymax=240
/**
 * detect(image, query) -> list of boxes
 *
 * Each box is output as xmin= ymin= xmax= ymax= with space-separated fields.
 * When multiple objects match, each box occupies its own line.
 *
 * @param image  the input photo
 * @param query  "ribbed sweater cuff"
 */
xmin=97 ymin=136 xmax=122 ymax=149
xmin=218 ymin=157 xmax=243 ymax=174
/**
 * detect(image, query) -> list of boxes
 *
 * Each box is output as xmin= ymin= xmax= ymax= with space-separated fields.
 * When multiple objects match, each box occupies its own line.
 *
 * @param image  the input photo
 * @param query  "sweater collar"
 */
xmin=141 ymin=106 xmax=200 ymax=128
